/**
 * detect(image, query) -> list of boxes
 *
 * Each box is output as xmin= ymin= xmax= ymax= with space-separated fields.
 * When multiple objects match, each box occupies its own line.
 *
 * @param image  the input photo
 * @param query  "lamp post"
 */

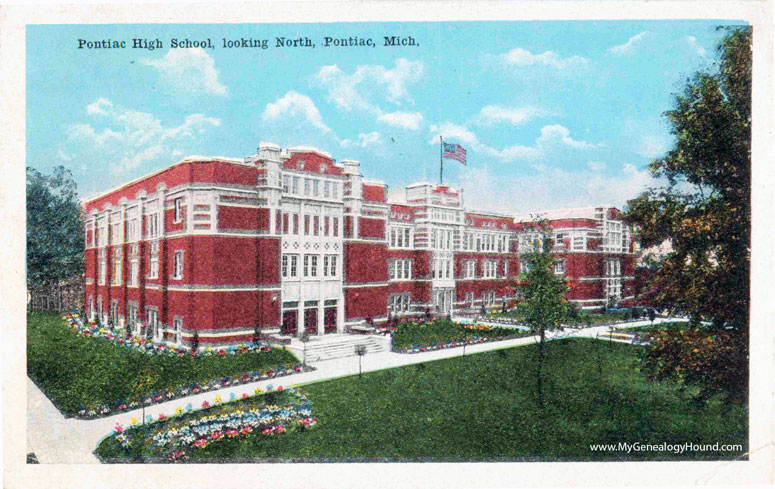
xmin=355 ymin=344 xmax=367 ymax=377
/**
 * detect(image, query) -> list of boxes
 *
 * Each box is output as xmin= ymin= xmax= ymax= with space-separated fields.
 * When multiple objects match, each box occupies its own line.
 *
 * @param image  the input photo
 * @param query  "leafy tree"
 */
xmin=26 ymin=166 xmax=84 ymax=288
xmin=625 ymin=27 xmax=750 ymax=329
xmin=514 ymin=220 xmax=577 ymax=408
xmin=625 ymin=27 xmax=750 ymax=405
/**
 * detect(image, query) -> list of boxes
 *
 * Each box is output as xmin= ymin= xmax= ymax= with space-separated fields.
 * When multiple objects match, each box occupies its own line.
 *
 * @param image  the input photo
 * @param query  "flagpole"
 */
xmin=439 ymin=135 xmax=444 ymax=185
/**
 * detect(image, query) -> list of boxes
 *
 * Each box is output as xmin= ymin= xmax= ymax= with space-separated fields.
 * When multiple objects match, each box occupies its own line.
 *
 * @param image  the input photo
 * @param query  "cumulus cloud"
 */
xmin=57 ymin=149 xmax=71 ymax=161
xmin=262 ymin=91 xmax=332 ymax=134
xmin=340 ymin=132 xmax=383 ymax=149
xmin=608 ymin=31 xmax=650 ymax=56
xmin=685 ymin=36 xmax=707 ymax=57
xmin=427 ymin=122 xmax=596 ymax=163
xmin=66 ymin=97 xmax=221 ymax=173
xmin=502 ymin=47 xmax=588 ymax=69
xmin=377 ymin=110 xmax=424 ymax=130
xmin=313 ymin=59 xmax=425 ymax=130
xmin=454 ymin=163 xmax=654 ymax=214
xmin=475 ymin=105 xmax=543 ymax=127
xmin=636 ymin=133 xmax=671 ymax=158
xmin=588 ymin=161 xmax=606 ymax=171
xmin=141 ymin=48 xmax=227 ymax=96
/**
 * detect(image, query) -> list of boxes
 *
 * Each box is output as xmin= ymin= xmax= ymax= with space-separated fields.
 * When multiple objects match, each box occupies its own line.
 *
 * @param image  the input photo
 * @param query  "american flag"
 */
xmin=442 ymin=142 xmax=466 ymax=165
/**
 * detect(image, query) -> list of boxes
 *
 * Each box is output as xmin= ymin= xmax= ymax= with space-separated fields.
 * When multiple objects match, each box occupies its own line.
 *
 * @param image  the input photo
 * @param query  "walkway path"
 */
xmin=26 ymin=318 xmax=673 ymax=463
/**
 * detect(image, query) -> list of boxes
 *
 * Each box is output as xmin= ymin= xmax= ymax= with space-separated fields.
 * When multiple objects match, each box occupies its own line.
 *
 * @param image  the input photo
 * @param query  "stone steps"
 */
xmin=291 ymin=335 xmax=388 ymax=362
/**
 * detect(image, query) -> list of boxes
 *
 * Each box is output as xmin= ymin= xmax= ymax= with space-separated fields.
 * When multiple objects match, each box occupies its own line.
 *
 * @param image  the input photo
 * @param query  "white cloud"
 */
xmin=609 ymin=31 xmax=650 ymax=56
xmin=636 ymin=134 xmax=671 ymax=158
xmin=475 ymin=105 xmax=543 ymax=127
xmin=358 ymin=132 xmax=382 ymax=148
xmin=502 ymin=47 xmax=588 ymax=69
xmin=685 ymin=36 xmax=707 ymax=57
xmin=377 ymin=110 xmax=424 ymax=130
xmin=86 ymin=98 xmax=113 ymax=115
xmin=537 ymin=124 xmax=596 ymax=150
xmin=428 ymin=122 xmax=596 ymax=163
xmin=141 ymin=48 xmax=227 ymax=96
xmin=588 ymin=161 xmax=606 ymax=171
xmin=57 ymin=149 xmax=71 ymax=161
xmin=66 ymin=97 xmax=221 ymax=174
xmin=262 ymin=91 xmax=332 ymax=134
xmin=454 ymin=163 xmax=654 ymax=214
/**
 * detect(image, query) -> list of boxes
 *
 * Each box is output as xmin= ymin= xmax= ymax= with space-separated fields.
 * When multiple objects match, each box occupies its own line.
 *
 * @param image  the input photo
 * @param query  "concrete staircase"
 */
xmin=288 ymin=334 xmax=389 ymax=363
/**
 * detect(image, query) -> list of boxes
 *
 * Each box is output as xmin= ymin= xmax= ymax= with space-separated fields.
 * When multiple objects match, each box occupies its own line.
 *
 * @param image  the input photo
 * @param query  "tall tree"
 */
xmin=26 ymin=166 xmax=84 ymax=288
xmin=515 ymin=221 xmax=577 ymax=408
xmin=625 ymin=27 xmax=751 ymax=329
xmin=625 ymin=27 xmax=750 ymax=405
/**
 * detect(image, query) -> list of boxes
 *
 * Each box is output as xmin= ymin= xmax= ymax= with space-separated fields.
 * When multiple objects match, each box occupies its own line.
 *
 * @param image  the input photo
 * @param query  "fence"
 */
xmin=28 ymin=280 xmax=83 ymax=313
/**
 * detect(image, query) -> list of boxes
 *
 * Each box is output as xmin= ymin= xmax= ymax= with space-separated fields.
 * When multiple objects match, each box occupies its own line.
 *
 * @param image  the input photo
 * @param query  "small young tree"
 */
xmin=354 ymin=344 xmax=367 ymax=378
xmin=515 ymin=220 xmax=577 ymax=409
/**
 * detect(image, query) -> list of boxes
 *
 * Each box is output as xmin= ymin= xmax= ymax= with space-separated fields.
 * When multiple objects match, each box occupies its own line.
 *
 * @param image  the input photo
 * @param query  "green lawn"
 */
xmin=27 ymin=311 xmax=299 ymax=415
xmin=97 ymin=338 xmax=747 ymax=462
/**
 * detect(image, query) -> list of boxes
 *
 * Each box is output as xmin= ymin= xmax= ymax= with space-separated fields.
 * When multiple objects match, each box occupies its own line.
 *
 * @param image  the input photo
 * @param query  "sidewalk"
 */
xmin=27 ymin=319 xmax=672 ymax=463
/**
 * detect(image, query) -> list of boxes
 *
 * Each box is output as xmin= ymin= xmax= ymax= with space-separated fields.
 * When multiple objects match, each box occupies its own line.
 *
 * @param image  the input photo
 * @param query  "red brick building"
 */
xmin=83 ymin=144 xmax=636 ymax=347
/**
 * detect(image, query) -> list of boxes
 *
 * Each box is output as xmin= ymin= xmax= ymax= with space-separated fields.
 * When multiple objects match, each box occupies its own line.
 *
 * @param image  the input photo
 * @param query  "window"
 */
xmin=503 ymin=260 xmax=509 ymax=277
xmin=322 ymin=255 xmax=338 ymax=278
xmin=313 ymin=179 xmax=320 ymax=197
xmin=310 ymin=255 xmax=318 ymax=277
xmin=389 ymin=227 xmax=413 ymax=249
xmin=432 ymin=257 xmax=452 ymax=279
xmin=465 ymin=292 xmax=475 ymax=308
xmin=313 ymin=216 xmax=320 ymax=236
xmin=520 ymin=258 xmax=532 ymax=274
xmin=282 ymin=254 xmax=289 ymax=278
xmin=130 ymin=261 xmax=139 ymax=286
xmin=128 ymin=304 xmax=138 ymax=336
xmin=324 ymin=216 xmax=330 ymax=237
xmin=174 ymin=317 xmax=183 ymax=346
xmin=483 ymin=291 xmax=496 ymax=306
xmin=333 ymin=217 xmax=339 ymax=237
xmin=463 ymin=260 xmax=476 ymax=278
xmin=293 ymin=214 xmax=299 ymax=235
xmin=112 ymin=257 xmax=122 ymax=285
xmin=173 ymin=251 xmax=184 ymax=279
xmin=304 ymin=178 xmax=311 ymax=196
xmin=111 ymin=222 xmax=121 ymax=244
xmin=303 ymin=255 xmax=309 ymax=277
xmin=110 ymin=300 xmax=119 ymax=327
xmin=323 ymin=181 xmax=330 ymax=198
xmin=282 ymin=213 xmax=289 ymax=234
xmin=127 ymin=219 xmax=139 ymax=241
xmin=388 ymin=259 xmax=412 ymax=280
xmin=96 ymin=296 xmax=103 ymax=321
xmin=147 ymin=213 xmax=160 ymax=238
xmin=98 ymin=260 xmax=106 ymax=285
xmin=572 ymin=236 xmax=585 ymax=251
xmin=88 ymin=296 xmax=95 ymax=320
xmin=149 ymin=256 xmax=159 ymax=279
xmin=331 ymin=182 xmax=339 ymax=199
xmin=554 ymin=259 xmax=566 ymax=275
xmin=174 ymin=198 xmax=183 ymax=223
xmin=289 ymin=254 xmax=298 ymax=277
xmin=283 ymin=175 xmax=290 ymax=193
xmin=483 ymin=260 xmax=497 ymax=278
xmin=388 ymin=293 xmax=411 ymax=312
xmin=304 ymin=215 xmax=310 ymax=235
xmin=147 ymin=309 xmax=160 ymax=342
xmin=329 ymin=255 xmax=337 ymax=277
xmin=292 ymin=176 xmax=299 ymax=194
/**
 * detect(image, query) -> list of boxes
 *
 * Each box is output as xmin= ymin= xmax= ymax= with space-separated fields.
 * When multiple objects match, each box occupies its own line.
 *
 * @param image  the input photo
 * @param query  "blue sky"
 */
xmin=27 ymin=20 xmax=746 ymax=213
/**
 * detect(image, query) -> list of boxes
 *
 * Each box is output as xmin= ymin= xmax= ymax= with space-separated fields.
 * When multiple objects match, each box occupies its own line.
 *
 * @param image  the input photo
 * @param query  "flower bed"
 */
xmin=99 ymin=386 xmax=317 ymax=462
xmin=391 ymin=318 xmax=533 ymax=353
xmin=63 ymin=313 xmax=272 ymax=358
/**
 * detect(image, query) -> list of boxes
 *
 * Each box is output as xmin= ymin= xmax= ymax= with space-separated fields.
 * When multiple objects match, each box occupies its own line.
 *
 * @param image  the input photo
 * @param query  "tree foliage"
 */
xmin=625 ymin=27 xmax=751 ymax=329
xmin=515 ymin=220 xmax=578 ymax=408
xmin=626 ymin=27 xmax=751 ymax=405
xmin=26 ymin=166 xmax=84 ymax=288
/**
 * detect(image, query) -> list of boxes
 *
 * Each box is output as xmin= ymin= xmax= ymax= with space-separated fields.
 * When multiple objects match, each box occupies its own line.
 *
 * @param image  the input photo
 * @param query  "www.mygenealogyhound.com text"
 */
xmin=76 ymin=36 xmax=418 ymax=51
xmin=589 ymin=442 xmax=744 ymax=454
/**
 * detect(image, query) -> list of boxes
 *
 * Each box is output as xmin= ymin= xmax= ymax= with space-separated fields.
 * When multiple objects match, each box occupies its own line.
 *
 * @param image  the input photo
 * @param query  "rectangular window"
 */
xmin=113 ymin=258 xmax=122 ymax=285
xmin=330 ymin=255 xmax=337 ymax=277
xmin=282 ymin=254 xmax=289 ymax=278
xmin=572 ymin=236 xmax=585 ymax=251
xmin=333 ymin=217 xmax=339 ymax=237
xmin=313 ymin=179 xmax=320 ymax=197
xmin=174 ymin=198 xmax=183 ymax=223
xmin=174 ymin=317 xmax=183 ymax=346
xmin=149 ymin=256 xmax=159 ymax=279
xmin=282 ymin=213 xmax=289 ymax=234
xmin=303 ymin=255 xmax=310 ymax=277
xmin=323 ymin=256 xmax=330 ymax=277
xmin=310 ymin=255 xmax=318 ymax=277
xmin=331 ymin=182 xmax=338 ymax=199
xmin=304 ymin=215 xmax=310 ymax=236
xmin=554 ymin=260 xmax=566 ymax=275
xmin=292 ymin=176 xmax=299 ymax=194
xmin=503 ymin=260 xmax=509 ymax=277
xmin=98 ymin=260 xmax=106 ymax=285
xmin=304 ymin=178 xmax=311 ymax=196
xmin=323 ymin=181 xmax=330 ymax=198
xmin=290 ymin=254 xmax=298 ymax=277
xmin=324 ymin=216 xmax=330 ymax=237
xmin=173 ymin=251 xmax=184 ymax=279
xmin=293 ymin=213 xmax=299 ymax=235
xmin=313 ymin=216 xmax=320 ymax=236
xmin=130 ymin=261 xmax=139 ymax=286
xmin=283 ymin=175 xmax=290 ymax=193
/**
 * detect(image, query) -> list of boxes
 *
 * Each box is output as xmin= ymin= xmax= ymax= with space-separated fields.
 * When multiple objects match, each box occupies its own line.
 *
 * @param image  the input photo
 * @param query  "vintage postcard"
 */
xmin=2 ymin=1 xmax=773 ymax=488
